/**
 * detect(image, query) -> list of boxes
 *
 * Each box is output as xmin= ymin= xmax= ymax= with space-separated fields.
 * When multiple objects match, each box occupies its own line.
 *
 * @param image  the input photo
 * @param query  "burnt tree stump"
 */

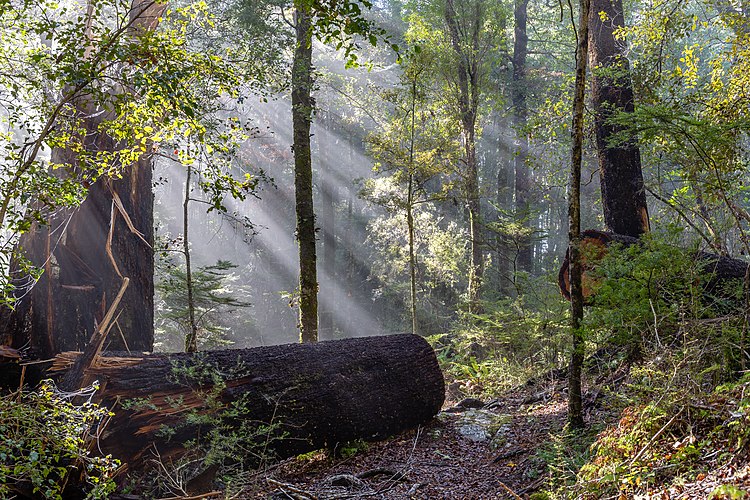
xmin=52 ymin=334 xmax=445 ymax=467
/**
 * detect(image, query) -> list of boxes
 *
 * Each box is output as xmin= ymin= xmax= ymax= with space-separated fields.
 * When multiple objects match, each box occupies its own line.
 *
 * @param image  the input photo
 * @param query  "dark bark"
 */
xmin=512 ymin=0 xmax=532 ymax=273
xmin=54 ymin=334 xmax=445 ymax=467
xmin=292 ymin=0 xmax=318 ymax=342
xmin=60 ymin=278 xmax=129 ymax=392
xmin=444 ymin=0 xmax=484 ymax=312
xmin=589 ymin=0 xmax=650 ymax=237
xmin=2 ymin=120 xmax=154 ymax=360
xmin=558 ymin=230 xmax=750 ymax=301
xmin=568 ymin=0 xmax=591 ymax=430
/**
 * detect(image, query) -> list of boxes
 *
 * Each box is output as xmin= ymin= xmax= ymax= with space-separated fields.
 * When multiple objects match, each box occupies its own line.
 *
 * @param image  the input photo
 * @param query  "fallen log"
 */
xmin=558 ymin=229 xmax=750 ymax=301
xmin=52 ymin=334 xmax=445 ymax=468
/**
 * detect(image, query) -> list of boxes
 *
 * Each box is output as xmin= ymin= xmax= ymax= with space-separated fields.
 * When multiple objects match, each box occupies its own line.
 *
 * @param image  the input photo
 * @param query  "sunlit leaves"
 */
xmin=0 ymin=0 xmax=248 ymax=306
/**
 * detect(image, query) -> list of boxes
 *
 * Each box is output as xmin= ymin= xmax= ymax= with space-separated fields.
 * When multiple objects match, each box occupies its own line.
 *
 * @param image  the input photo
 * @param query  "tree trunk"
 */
xmin=408 ymin=174 xmax=418 ymax=335
xmin=52 ymin=334 xmax=445 ymax=468
xmin=568 ymin=0 xmax=591 ymax=430
xmin=184 ymin=162 xmax=199 ymax=353
xmin=589 ymin=0 xmax=650 ymax=237
xmin=292 ymin=0 xmax=318 ymax=342
xmin=495 ymin=129 xmax=513 ymax=297
xmin=444 ymin=0 xmax=484 ymax=313
xmin=512 ymin=0 xmax=532 ymax=273
xmin=408 ymin=76 xmax=419 ymax=335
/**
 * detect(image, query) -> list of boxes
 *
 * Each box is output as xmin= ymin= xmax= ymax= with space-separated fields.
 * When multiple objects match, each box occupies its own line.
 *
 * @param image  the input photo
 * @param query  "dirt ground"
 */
xmin=241 ymin=384 xmax=571 ymax=499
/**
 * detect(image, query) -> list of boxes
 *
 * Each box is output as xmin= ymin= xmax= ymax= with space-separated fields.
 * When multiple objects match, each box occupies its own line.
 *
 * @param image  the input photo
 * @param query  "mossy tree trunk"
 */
xmin=292 ymin=0 xmax=318 ymax=343
xmin=568 ymin=0 xmax=591 ymax=430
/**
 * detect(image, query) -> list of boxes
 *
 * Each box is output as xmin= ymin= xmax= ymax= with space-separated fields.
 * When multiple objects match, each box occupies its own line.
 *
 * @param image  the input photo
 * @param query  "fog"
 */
xmin=153 ymin=75 xmax=396 ymax=347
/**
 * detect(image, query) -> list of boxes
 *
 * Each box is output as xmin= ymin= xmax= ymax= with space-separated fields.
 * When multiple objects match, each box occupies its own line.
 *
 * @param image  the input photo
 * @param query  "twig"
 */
xmin=266 ymin=478 xmax=317 ymax=500
xmin=498 ymin=481 xmax=523 ymax=499
xmin=629 ymin=407 xmax=683 ymax=466
xmin=157 ymin=491 xmax=222 ymax=500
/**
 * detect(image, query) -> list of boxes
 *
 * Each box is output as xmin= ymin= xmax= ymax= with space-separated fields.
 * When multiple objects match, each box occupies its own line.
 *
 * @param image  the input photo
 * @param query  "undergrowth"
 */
xmin=439 ymin=229 xmax=750 ymax=498
xmin=429 ymin=276 xmax=570 ymax=398
xmin=532 ymin=230 xmax=750 ymax=498
xmin=0 ymin=381 xmax=119 ymax=499
xmin=122 ymin=356 xmax=283 ymax=497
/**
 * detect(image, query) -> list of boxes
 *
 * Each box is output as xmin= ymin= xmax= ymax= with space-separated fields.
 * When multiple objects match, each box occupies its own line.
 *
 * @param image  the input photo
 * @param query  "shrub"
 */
xmin=0 ymin=381 xmax=119 ymax=499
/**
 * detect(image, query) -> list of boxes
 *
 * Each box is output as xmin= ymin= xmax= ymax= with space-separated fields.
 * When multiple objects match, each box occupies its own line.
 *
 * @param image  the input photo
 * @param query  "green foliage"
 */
xmin=616 ymin=0 xmax=750 ymax=252
xmin=433 ymin=277 xmax=569 ymax=397
xmin=710 ymin=485 xmax=750 ymax=499
xmin=0 ymin=382 xmax=119 ymax=499
xmin=0 ymin=0 xmax=248 ymax=307
xmin=337 ymin=439 xmax=369 ymax=459
xmin=155 ymin=259 xmax=251 ymax=351
xmin=365 ymin=202 xmax=467 ymax=331
xmin=583 ymin=228 xmax=747 ymax=365
xmin=578 ymin=369 xmax=750 ymax=497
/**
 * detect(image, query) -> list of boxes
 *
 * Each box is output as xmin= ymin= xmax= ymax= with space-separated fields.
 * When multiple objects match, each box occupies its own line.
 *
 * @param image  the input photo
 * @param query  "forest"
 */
xmin=1 ymin=0 xmax=750 ymax=498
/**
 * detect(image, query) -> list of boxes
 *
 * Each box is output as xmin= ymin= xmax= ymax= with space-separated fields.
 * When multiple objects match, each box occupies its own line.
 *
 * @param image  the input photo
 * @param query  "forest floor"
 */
xmin=241 ymin=360 xmax=750 ymax=500
xmin=244 ymin=372 xmax=590 ymax=499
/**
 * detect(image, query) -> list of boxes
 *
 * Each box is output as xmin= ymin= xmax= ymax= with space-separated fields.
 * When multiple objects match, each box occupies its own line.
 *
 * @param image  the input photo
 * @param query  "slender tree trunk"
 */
xmin=183 ymin=163 xmax=198 ymax=353
xmin=568 ymin=0 xmax=591 ymax=430
xmin=407 ymin=77 xmax=419 ymax=335
xmin=292 ymin=0 xmax=318 ymax=343
xmin=589 ymin=0 xmax=649 ymax=237
xmin=496 ymin=155 xmax=512 ymax=297
xmin=445 ymin=0 xmax=483 ymax=313
xmin=513 ymin=0 xmax=532 ymax=273
xmin=407 ymin=174 xmax=418 ymax=336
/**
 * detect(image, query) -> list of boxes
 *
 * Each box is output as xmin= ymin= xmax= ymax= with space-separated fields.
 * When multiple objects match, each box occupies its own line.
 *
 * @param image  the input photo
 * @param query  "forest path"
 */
xmin=248 ymin=382 xmax=572 ymax=499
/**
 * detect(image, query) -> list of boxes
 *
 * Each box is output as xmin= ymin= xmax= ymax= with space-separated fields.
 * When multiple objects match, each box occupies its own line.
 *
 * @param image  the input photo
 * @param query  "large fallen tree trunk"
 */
xmin=558 ymin=229 xmax=750 ymax=301
xmin=51 ymin=334 xmax=445 ymax=468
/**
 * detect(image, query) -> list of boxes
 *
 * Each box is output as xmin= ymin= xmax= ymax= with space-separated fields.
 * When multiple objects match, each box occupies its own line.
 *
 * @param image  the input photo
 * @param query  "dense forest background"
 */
xmin=2 ymin=0 xmax=750 ymax=497
xmin=140 ymin=0 xmax=750 ymax=354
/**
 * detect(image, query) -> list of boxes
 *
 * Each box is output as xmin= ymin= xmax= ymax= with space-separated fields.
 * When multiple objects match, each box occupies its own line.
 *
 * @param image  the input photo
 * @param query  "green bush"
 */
xmin=0 ymin=381 xmax=119 ymax=499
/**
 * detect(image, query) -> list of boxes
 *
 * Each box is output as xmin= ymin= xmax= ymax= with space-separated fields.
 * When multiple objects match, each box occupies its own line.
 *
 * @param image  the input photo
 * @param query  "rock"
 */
xmin=326 ymin=474 xmax=366 ymax=489
xmin=444 ymin=397 xmax=485 ymax=413
xmin=455 ymin=410 xmax=512 ymax=443
xmin=490 ymin=422 xmax=513 ymax=450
